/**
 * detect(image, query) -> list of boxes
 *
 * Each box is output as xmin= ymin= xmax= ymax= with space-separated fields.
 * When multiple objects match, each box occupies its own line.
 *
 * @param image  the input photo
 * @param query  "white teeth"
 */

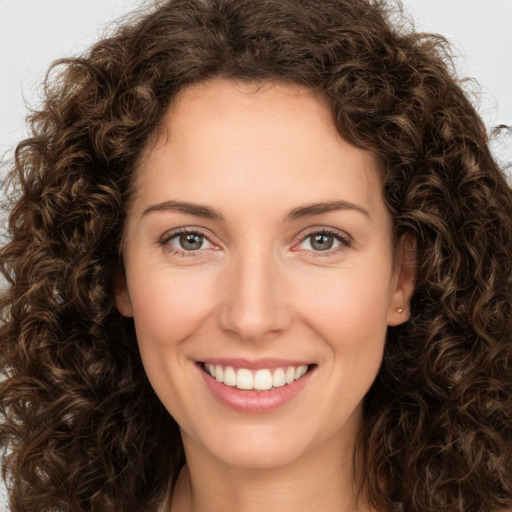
xmin=295 ymin=365 xmax=308 ymax=379
xmin=236 ymin=368 xmax=253 ymax=390
xmin=272 ymin=368 xmax=286 ymax=388
xmin=204 ymin=363 xmax=310 ymax=390
xmin=253 ymin=369 xmax=273 ymax=391
xmin=223 ymin=366 xmax=237 ymax=387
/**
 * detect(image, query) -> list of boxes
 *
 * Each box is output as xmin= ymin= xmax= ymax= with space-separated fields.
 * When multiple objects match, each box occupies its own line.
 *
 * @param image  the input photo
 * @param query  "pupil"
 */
xmin=311 ymin=234 xmax=333 ymax=251
xmin=180 ymin=233 xmax=203 ymax=250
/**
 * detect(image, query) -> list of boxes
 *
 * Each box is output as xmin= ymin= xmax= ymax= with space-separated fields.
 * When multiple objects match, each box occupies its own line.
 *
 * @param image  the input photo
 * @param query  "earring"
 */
xmin=397 ymin=307 xmax=404 ymax=313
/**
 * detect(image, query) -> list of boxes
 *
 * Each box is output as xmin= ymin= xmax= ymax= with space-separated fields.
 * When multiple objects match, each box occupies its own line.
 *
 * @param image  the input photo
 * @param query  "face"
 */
xmin=115 ymin=79 xmax=414 ymax=470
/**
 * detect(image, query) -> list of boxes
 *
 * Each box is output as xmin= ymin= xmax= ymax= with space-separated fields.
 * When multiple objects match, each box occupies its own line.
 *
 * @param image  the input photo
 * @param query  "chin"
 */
xmin=211 ymin=437 xmax=310 ymax=470
xmin=183 ymin=417 xmax=343 ymax=472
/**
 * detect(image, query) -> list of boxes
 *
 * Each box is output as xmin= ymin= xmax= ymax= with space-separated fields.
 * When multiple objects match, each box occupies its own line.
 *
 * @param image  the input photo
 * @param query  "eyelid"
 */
xmin=159 ymin=226 xmax=220 ymax=255
xmin=292 ymin=226 xmax=352 ymax=254
xmin=158 ymin=225 xmax=351 ymax=257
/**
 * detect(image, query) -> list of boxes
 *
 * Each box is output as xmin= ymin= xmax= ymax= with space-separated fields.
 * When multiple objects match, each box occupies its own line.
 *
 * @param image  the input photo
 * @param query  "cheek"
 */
xmin=300 ymin=266 xmax=391 ymax=324
xmin=126 ymin=269 xmax=218 ymax=425
xmin=295 ymin=266 xmax=392 ymax=363
xmin=128 ymin=267 xmax=217 ymax=347
xmin=283 ymin=267 xmax=391 ymax=439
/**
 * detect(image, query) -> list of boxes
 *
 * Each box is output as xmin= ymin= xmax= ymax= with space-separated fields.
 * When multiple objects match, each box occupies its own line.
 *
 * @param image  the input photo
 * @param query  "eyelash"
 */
xmin=294 ymin=227 xmax=352 ymax=256
xmin=159 ymin=228 xmax=216 ymax=257
xmin=159 ymin=227 xmax=352 ymax=257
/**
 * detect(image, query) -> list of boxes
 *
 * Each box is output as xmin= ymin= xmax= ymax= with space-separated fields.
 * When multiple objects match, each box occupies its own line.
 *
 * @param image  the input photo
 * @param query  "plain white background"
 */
xmin=0 ymin=1 xmax=511 ymax=509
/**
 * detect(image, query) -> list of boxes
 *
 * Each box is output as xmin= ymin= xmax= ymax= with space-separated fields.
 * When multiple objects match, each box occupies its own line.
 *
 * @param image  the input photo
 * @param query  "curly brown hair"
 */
xmin=1 ymin=0 xmax=511 ymax=510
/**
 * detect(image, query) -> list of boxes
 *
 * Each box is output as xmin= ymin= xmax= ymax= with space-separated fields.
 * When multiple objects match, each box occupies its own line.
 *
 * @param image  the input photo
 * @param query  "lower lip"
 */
xmin=199 ymin=365 xmax=313 ymax=414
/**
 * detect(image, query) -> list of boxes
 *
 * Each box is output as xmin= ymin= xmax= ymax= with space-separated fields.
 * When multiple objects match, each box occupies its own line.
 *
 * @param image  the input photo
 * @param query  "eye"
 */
xmin=302 ymin=233 xmax=338 ymax=251
xmin=164 ymin=230 xmax=214 ymax=252
xmin=296 ymin=229 xmax=351 ymax=253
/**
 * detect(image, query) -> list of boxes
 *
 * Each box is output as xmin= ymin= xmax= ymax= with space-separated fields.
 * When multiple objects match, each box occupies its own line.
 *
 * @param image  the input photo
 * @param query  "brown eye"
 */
xmin=180 ymin=233 xmax=204 ymax=250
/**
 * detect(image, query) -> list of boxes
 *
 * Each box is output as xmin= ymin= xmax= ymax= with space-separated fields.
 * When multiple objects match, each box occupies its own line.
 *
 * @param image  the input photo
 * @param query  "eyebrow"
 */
xmin=141 ymin=199 xmax=370 ymax=222
xmin=142 ymin=200 xmax=224 ymax=220
xmin=284 ymin=200 xmax=371 ymax=221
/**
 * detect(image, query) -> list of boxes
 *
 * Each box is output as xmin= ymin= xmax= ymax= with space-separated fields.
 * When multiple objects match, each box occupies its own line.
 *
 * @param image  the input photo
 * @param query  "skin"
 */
xmin=115 ymin=79 xmax=415 ymax=512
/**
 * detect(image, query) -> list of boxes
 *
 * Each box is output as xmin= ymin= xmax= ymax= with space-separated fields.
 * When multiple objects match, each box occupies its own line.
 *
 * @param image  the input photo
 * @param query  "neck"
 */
xmin=169 ymin=434 xmax=372 ymax=512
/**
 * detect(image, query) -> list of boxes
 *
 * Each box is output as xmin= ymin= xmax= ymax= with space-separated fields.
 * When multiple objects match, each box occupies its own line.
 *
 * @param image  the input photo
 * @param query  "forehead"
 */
xmin=147 ymin=79 xmax=341 ymax=157
xmin=130 ymin=79 xmax=382 ymax=216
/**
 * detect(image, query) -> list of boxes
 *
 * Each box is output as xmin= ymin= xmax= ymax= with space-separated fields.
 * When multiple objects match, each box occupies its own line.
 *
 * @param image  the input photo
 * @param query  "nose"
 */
xmin=217 ymin=247 xmax=292 ymax=343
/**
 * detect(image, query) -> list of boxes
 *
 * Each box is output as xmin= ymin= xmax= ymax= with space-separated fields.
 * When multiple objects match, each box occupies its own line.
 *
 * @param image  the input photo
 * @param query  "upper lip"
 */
xmin=198 ymin=358 xmax=313 ymax=369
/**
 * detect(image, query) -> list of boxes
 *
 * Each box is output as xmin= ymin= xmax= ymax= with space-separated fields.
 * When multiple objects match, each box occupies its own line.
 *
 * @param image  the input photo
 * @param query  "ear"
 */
xmin=113 ymin=268 xmax=134 ymax=317
xmin=386 ymin=234 xmax=416 ymax=326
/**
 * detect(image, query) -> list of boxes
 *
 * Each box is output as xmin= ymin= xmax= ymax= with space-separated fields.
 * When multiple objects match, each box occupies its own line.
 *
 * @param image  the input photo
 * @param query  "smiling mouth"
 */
xmin=201 ymin=363 xmax=313 ymax=391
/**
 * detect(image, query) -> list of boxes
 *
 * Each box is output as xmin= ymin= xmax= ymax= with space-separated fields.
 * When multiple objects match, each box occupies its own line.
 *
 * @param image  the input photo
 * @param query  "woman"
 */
xmin=1 ymin=0 xmax=511 ymax=511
